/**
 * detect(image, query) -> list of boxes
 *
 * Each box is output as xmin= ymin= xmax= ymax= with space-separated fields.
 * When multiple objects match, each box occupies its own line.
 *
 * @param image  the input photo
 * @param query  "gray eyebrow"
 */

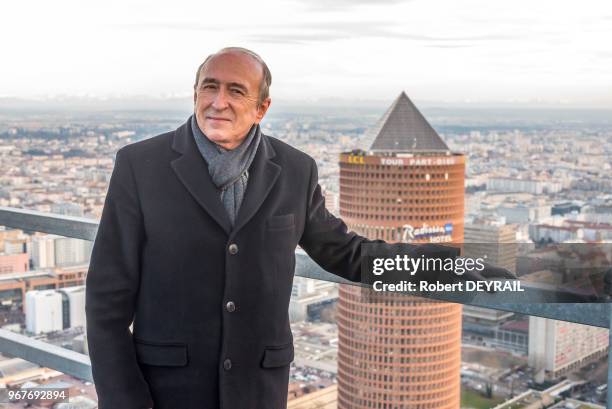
xmin=200 ymin=77 xmax=248 ymax=92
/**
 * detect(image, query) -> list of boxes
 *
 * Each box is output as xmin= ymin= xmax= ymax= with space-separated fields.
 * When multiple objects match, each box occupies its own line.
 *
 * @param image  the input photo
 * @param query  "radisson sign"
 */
xmin=401 ymin=223 xmax=453 ymax=243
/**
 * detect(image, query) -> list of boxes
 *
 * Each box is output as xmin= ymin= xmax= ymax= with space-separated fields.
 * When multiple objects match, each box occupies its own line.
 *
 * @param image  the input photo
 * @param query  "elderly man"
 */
xmin=85 ymin=47 xmax=511 ymax=409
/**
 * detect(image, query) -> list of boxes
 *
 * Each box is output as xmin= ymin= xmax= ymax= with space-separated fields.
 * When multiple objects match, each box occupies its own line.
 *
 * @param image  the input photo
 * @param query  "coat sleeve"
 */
xmin=298 ymin=158 xmax=460 ymax=283
xmin=298 ymin=157 xmax=382 ymax=282
xmin=85 ymin=148 xmax=154 ymax=409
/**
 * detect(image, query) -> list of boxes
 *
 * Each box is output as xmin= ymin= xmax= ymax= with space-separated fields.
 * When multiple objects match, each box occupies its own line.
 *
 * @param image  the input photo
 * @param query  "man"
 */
xmin=86 ymin=47 xmax=512 ymax=409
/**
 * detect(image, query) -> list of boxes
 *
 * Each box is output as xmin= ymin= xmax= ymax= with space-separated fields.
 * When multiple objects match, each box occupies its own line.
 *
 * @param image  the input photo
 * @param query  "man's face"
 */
xmin=194 ymin=52 xmax=271 ymax=150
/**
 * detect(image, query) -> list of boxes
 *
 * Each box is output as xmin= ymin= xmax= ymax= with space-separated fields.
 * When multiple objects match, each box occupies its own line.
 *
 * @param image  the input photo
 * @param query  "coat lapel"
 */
xmin=170 ymin=121 xmax=233 ymax=235
xmin=170 ymin=120 xmax=282 ymax=236
xmin=232 ymin=133 xmax=281 ymax=235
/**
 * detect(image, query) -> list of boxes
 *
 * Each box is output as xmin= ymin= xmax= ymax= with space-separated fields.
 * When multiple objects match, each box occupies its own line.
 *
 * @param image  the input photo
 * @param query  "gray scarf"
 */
xmin=191 ymin=114 xmax=262 ymax=227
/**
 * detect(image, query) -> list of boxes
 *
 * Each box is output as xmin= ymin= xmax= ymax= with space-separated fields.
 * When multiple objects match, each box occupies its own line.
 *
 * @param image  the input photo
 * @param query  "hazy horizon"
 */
xmin=3 ymin=94 xmax=612 ymax=111
xmin=2 ymin=96 xmax=611 ymax=133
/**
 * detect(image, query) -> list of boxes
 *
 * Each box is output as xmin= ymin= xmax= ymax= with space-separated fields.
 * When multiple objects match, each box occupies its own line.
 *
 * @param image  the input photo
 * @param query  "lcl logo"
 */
xmin=347 ymin=155 xmax=365 ymax=164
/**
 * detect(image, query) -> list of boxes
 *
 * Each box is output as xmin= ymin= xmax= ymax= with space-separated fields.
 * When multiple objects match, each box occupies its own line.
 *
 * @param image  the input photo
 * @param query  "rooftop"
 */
xmin=366 ymin=91 xmax=450 ymax=154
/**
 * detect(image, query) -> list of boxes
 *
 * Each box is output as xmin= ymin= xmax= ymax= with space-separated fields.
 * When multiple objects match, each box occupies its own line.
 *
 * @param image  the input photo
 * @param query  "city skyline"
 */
xmin=0 ymin=90 xmax=611 ymax=406
xmin=2 ymin=0 xmax=612 ymax=107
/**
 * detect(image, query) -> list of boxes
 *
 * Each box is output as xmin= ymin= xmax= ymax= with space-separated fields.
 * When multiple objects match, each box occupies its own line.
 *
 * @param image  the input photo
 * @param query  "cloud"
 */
xmin=111 ymin=22 xmax=215 ymax=31
xmin=246 ymin=23 xmax=519 ymax=45
xmin=291 ymin=0 xmax=414 ymax=10
xmin=425 ymin=44 xmax=475 ymax=49
xmin=596 ymin=51 xmax=612 ymax=59
xmin=112 ymin=20 xmax=520 ymax=46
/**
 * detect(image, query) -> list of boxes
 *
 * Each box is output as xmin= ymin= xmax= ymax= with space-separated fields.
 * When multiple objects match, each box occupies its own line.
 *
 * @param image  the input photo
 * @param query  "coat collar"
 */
xmin=170 ymin=119 xmax=281 ymax=236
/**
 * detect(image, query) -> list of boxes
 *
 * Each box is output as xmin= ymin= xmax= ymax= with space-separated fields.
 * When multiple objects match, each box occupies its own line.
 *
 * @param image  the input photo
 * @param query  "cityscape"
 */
xmin=0 ymin=94 xmax=611 ymax=408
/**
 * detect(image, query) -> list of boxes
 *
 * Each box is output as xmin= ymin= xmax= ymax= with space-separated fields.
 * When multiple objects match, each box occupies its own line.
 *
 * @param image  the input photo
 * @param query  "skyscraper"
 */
xmin=337 ymin=92 xmax=465 ymax=408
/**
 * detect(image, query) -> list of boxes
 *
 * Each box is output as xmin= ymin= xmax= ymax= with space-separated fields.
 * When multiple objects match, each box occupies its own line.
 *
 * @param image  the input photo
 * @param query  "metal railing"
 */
xmin=1 ymin=206 xmax=611 ymax=405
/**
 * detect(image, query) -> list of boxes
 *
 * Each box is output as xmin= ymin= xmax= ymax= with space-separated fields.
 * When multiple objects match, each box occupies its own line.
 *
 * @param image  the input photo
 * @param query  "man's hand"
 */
xmin=456 ymin=260 xmax=518 ymax=293
xmin=461 ymin=261 xmax=517 ymax=281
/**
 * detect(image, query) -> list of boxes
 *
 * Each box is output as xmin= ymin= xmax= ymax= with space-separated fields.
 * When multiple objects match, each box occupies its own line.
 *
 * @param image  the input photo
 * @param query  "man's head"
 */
xmin=193 ymin=47 xmax=272 ymax=150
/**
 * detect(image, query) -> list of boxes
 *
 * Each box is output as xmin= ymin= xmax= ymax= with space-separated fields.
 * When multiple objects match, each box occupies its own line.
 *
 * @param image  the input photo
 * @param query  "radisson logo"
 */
xmin=401 ymin=223 xmax=453 ymax=243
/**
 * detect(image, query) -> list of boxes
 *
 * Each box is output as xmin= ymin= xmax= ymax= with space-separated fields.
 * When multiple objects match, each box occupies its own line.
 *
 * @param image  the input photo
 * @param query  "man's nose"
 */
xmin=211 ymin=88 xmax=229 ymax=110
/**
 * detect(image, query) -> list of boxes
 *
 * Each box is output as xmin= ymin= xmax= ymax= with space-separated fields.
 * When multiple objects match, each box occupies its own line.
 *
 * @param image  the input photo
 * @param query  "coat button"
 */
xmin=228 ymin=243 xmax=238 ymax=255
xmin=223 ymin=358 xmax=232 ymax=370
xmin=226 ymin=301 xmax=236 ymax=312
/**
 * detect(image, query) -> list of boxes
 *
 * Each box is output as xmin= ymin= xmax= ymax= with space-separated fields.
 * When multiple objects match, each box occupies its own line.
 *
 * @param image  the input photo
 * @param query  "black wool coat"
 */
xmin=85 ymin=119 xmax=457 ymax=409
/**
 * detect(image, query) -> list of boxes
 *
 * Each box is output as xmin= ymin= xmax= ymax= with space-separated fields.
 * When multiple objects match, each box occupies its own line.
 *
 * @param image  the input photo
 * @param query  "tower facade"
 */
xmin=337 ymin=92 xmax=465 ymax=408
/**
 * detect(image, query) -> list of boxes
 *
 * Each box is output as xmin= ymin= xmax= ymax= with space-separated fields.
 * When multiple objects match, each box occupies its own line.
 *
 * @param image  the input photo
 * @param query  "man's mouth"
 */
xmin=206 ymin=116 xmax=231 ymax=122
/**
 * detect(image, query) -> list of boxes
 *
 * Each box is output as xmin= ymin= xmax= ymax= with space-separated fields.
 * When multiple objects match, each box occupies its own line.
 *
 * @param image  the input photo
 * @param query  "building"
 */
xmin=581 ymin=200 xmax=612 ymax=224
xmin=529 ymin=219 xmax=612 ymax=243
xmin=24 ymin=285 xmax=86 ymax=334
xmin=0 ymin=265 xmax=87 ymax=320
xmin=551 ymin=202 xmax=581 ymax=216
xmin=0 ymin=358 xmax=62 ymax=388
xmin=2 ymin=235 xmax=28 ymax=255
xmin=0 ymin=252 xmax=29 ymax=274
xmin=289 ymin=276 xmax=338 ymax=322
xmin=51 ymin=202 xmax=84 ymax=217
xmin=31 ymin=235 xmax=56 ymax=269
xmin=462 ymin=306 xmax=528 ymax=354
xmin=462 ymin=305 xmax=513 ymax=343
xmin=25 ymin=289 xmax=63 ymax=334
xmin=0 ymin=228 xmax=27 ymax=253
xmin=54 ymin=237 xmax=93 ymax=267
xmin=336 ymin=91 xmax=465 ymax=408
xmin=498 ymin=203 xmax=551 ymax=224
xmin=58 ymin=285 xmax=86 ymax=329
xmin=487 ymin=177 xmax=562 ymax=195
xmin=528 ymin=317 xmax=609 ymax=379
xmin=287 ymin=384 xmax=337 ymax=408
xmin=464 ymin=221 xmax=517 ymax=273
xmin=31 ymin=235 xmax=94 ymax=269
xmin=491 ymin=387 xmax=605 ymax=409
xmin=495 ymin=319 xmax=529 ymax=355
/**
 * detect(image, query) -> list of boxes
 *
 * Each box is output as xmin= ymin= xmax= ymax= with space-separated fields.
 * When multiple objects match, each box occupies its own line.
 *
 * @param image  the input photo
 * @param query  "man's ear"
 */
xmin=193 ymin=90 xmax=197 ymax=105
xmin=255 ymin=97 xmax=272 ymax=123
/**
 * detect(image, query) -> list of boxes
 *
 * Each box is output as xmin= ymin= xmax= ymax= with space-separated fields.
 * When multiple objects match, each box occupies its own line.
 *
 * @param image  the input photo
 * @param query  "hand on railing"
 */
xmin=454 ymin=259 xmax=518 ymax=294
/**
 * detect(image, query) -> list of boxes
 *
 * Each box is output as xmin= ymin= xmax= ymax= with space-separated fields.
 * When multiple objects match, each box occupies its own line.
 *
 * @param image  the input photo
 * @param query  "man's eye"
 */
xmin=230 ymin=89 xmax=244 ymax=95
xmin=202 ymin=84 xmax=216 ymax=90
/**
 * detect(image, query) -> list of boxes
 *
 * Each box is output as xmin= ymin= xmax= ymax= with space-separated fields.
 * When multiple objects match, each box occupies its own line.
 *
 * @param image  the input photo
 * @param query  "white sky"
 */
xmin=2 ymin=0 xmax=612 ymax=106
